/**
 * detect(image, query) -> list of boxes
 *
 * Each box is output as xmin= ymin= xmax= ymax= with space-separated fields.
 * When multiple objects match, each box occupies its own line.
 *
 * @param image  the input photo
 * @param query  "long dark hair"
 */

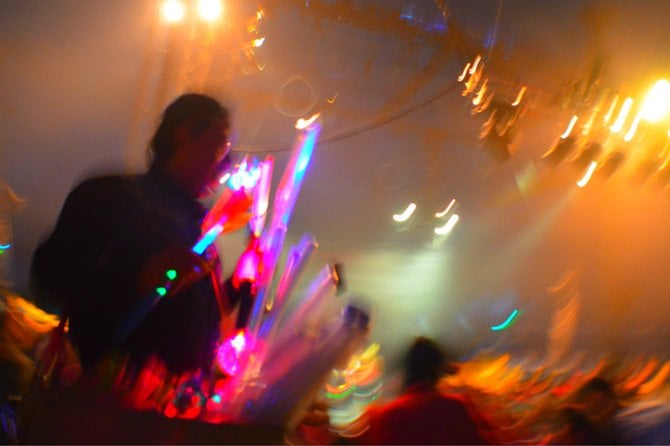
xmin=149 ymin=93 xmax=229 ymax=167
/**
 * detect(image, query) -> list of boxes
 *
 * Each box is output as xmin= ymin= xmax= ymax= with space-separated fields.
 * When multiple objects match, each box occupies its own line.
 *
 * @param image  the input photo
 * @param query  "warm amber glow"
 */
xmin=640 ymin=79 xmax=670 ymax=123
xmin=161 ymin=0 xmax=185 ymax=23
xmin=472 ymin=79 xmax=488 ymax=106
xmin=582 ymin=106 xmax=599 ymax=136
xmin=197 ymin=0 xmax=223 ymax=22
xmin=624 ymin=113 xmax=642 ymax=142
xmin=253 ymin=37 xmax=266 ymax=48
xmin=603 ymin=95 xmax=619 ymax=125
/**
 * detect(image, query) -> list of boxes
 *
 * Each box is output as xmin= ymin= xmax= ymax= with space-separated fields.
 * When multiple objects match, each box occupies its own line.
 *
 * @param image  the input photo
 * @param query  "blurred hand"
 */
xmin=136 ymin=244 xmax=215 ymax=298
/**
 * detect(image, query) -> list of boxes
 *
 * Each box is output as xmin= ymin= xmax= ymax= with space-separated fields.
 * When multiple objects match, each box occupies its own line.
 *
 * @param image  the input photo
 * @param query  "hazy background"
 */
xmin=3 ymin=0 xmax=670 ymax=369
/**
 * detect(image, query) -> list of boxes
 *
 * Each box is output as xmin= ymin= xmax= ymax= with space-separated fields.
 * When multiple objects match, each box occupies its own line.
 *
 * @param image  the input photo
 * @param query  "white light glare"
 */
xmin=641 ymin=79 xmax=670 ymax=123
xmin=577 ymin=161 xmax=598 ymax=188
xmin=198 ymin=0 xmax=223 ymax=22
xmin=435 ymin=198 xmax=456 ymax=218
xmin=393 ymin=203 xmax=416 ymax=222
xmin=295 ymin=113 xmax=321 ymax=130
xmin=610 ymin=97 xmax=634 ymax=133
xmin=161 ymin=0 xmax=185 ymax=23
xmin=560 ymin=115 xmax=578 ymax=139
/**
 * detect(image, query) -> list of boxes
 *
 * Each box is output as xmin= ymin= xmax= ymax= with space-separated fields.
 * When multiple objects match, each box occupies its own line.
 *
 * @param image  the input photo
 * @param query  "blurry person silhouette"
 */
xmin=30 ymin=93 xmax=249 ymax=376
xmin=356 ymin=336 xmax=488 ymax=445
xmin=544 ymin=406 xmax=602 ymax=445
xmin=570 ymin=376 xmax=626 ymax=444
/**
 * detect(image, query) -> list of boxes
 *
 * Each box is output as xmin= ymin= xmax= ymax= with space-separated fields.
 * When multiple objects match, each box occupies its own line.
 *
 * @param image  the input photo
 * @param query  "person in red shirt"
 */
xmin=357 ymin=337 xmax=488 ymax=445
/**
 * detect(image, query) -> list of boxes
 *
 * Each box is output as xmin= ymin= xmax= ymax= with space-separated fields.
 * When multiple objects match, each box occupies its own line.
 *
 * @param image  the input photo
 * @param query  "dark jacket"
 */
xmin=31 ymin=167 xmax=222 ymax=374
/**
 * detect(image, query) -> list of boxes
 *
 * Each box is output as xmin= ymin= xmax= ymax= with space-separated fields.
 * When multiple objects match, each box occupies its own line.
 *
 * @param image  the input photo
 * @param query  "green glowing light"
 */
xmin=156 ymin=287 xmax=168 ymax=297
xmin=166 ymin=269 xmax=178 ymax=281
xmin=211 ymin=394 xmax=222 ymax=404
xmin=491 ymin=309 xmax=520 ymax=331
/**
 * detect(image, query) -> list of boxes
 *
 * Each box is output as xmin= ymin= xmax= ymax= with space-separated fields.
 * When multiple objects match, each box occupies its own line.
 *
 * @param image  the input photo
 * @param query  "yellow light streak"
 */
xmin=327 ymin=93 xmax=339 ymax=104
xmin=511 ymin=86 xmax=527 ymax=107
xmin=435 ymin=199 xmax=456 ymax=218
xmin=603 ymin=95 xmax=619 ymax=125
xmin=610 ymin=97 xmax=634 ymax=133
xmin=560 ymin=115 xmax=578 ymax=139
xmin=472 ymin=79 xmax=488 ymax=106
xmin=393 ymin=203 xmax=417 ymax=222
xmin=576 ymin=161 xmax=598 ymax=188
xmin=434 ymin=214 xmax=459 ymax=235
xmin=457 ymin=63 xmax=471 ymax=82
xmin=582 ymin=106 xmax=600 ymax=136
xmin=463 ymin=70 xmax=480 ymax=96
xmin=469 ymin=55 xmax=482 ymax=75
xmin=624 ymin=113 xmax=642 ymax=142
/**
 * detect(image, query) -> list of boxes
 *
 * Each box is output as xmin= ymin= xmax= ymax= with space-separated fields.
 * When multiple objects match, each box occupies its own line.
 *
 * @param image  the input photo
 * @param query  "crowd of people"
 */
xmin=2 ymin=92 xmax=670 ymax=444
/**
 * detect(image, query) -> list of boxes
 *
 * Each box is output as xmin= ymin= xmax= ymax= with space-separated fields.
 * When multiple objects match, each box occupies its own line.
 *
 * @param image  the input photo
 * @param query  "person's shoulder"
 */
xmin=61 ymin=174 xmax=141 ymax=214
xmin=73 ymin=174 xmax=136 ymax=192
xmin=68 ymin=174 xmax=138 ymax=199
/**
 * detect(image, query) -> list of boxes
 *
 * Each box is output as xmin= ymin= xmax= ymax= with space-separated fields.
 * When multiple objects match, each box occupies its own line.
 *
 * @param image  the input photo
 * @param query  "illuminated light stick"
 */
xmin=245 ymin=114 xmax=323 ymax=338
xmin=490 ymin=309 xmax=521 ymax=331
xmin=257 ymin=233 xmax=318 ymax=340
xmin=216 ymin=329 xmax=252 ymax=377
xmin=192 ymin=223 xmax=224 ymax=255
xmin=249 ymin=157 xmax=274 ymax=238
xmin=226 ymin=157 xmax=273 ymax=287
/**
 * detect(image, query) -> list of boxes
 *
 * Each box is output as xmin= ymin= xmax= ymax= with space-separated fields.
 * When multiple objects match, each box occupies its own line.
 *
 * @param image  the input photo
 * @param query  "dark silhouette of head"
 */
xmin=148 ymin=93 xmax=232 ymax=198
xmin=150 ymin=93 xmax=230 ymax=168
xmin=403 ymin=336 xmax=455 ymax=388
xmin=573 ymin=376 xmax=619 ymax=425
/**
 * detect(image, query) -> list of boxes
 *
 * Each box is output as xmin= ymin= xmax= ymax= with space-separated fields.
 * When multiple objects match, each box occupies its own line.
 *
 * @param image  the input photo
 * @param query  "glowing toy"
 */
xmin=245 ymin=114 xmax=323 ymax=338
xmin=249 ymin=156 xmax=274 ymax=238
xmin=490 ymin=309 xmax=521 ymax=331
xmin=216 ymin=330 xmax=250 ymax=376
xmin=258 ymin=233 xmax=318 ymax=340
